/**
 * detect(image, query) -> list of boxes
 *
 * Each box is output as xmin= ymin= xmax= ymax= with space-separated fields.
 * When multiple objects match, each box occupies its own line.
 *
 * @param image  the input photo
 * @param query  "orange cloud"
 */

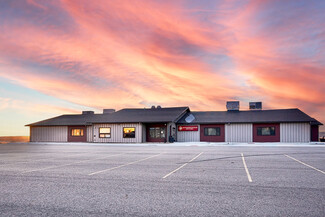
xmin=0 ymin=0 xmax=324 ymax=130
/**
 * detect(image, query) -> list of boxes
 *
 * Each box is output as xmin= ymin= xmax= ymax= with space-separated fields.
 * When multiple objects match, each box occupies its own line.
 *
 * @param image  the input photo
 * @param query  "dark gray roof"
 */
xmin=26 ymin=107 xmax=189 ymax=126
xmin=177 ymin=109 xmax=323 ymax=125
xmin=26 ymin=114 xmax=102 ymax=126
xmin=91 ymin=107 xmax=189 ymax=123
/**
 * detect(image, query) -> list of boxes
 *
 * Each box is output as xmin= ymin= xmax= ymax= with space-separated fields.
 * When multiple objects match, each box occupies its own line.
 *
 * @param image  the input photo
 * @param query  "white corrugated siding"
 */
xmin=176 ymin=125 xmax=200 ymax=142
xmin=87 ymin=126 xmax=93 ymax=142
xmin=93 ymin=123 xmax=143 ymax=143
xmin=225 ymin=124 xmax=253 ymax=143
xmin=280 ymin=123 xmax=310 ymax=142
xmin=30 ymin=126 xmax=68 ymax=142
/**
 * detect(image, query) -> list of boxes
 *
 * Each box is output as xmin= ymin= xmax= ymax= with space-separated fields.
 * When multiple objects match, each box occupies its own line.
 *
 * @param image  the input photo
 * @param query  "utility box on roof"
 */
xmin=249 ymin=102 xmax=262 ymax=110
xmin=226 ymin=101 xmax=240 ymax=111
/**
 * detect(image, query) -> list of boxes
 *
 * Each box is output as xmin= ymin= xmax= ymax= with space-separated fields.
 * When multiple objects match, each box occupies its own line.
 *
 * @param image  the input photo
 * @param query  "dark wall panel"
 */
xmin=253 ymin=123 xmax=280 ymax=142
xmin=311 ymin=125 xmax=319 ymax=142
xmin=200 ymin=124 xmax=225 ymax=142
xmin=68 ymin=126 xmax=87 ymax=142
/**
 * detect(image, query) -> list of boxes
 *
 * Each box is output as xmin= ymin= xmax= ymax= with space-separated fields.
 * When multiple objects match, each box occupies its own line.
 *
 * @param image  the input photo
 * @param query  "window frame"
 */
xmin=99 ymin=127 xmax=111 ymax=138
xmin=71 ymin=128 xmax=84 ymax=137
xmin=123 ymin=127 xmax=136 ymax=138
xmin=204 ymin=127 xmax=221 ymax=136
xmin=257 ymin=127 xmax=276 ymax=136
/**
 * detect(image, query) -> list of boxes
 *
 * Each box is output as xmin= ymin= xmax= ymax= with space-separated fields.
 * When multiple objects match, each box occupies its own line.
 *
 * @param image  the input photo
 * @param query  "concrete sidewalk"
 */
xmin=22 ymin=141 xmax=325 ymax=147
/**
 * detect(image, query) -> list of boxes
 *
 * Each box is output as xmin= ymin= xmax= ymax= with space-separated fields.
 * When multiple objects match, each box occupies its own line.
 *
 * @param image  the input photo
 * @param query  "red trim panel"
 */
xmin=68 ymin=126 xmax=87 ymax=142
xmin=200 ymin=124 xmax=225 ymax=142
xmin=311 ymin=125 xmax=319 ymax=142
xmin=146 ymin=124 xmax=167 ymax=143
xmin=253 ymin=123 xmax=280 ymax=142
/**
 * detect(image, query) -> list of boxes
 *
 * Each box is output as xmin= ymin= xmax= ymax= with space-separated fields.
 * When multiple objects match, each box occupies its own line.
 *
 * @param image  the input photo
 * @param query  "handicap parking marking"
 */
xmin=162 ymin=152 xmax=203 ymax=179
xmin=284 ymin=154 xmax=325 ymax=175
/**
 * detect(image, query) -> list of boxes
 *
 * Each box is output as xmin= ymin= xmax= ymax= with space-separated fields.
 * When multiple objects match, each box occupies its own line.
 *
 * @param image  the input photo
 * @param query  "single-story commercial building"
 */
xmin=27 ymin=102 xmax=322 ymax=143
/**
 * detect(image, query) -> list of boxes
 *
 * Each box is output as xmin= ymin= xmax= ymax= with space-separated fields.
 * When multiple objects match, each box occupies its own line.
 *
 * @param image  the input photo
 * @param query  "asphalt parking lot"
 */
xmin=0 ymin=143 xmax=324 ymax=216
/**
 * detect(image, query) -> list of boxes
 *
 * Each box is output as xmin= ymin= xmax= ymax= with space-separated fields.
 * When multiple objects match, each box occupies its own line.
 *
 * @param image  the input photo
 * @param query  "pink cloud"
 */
xmin=0 ymin=0 xmax=324 ymax=130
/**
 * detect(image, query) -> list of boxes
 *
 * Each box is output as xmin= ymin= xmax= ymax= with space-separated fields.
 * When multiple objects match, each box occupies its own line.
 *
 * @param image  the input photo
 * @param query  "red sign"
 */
xmin=178 ymin=126 xmax=198 ymax=131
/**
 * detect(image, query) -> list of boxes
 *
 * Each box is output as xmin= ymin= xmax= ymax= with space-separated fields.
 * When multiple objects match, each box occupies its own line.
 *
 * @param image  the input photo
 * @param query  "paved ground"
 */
xmin=0 ymin=143 xmax=324 ymax=216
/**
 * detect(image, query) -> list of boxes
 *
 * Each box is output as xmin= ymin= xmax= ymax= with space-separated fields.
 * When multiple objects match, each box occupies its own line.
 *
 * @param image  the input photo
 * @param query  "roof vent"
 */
xmin=151 ymin=105 xmax=156 ymax=109
xmin=249 ymin=102 xmax=262 ymax=110
xmin=157 ymin=105 xmax=162 ymax=109
xmin=82 ymin=111 xmax=94 ymax=115
xmin=103 ymin=109 xmax=115 ymax=114
xmin=226 ymin=101 xmax=239 ymax=111
xmin=185 ymin=114 xmax=195 ymax=123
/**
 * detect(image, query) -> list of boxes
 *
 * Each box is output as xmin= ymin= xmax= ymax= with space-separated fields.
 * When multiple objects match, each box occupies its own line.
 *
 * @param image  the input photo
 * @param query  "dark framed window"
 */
xmin=149 ymin=127 xmax=166 ymax=138
xmin=257 ymin=127 xmax=275 ymax=136
xmin=204 ymin=127 xmax=220 ymax=136
xmin=99 ymin=127 xmax=111 ymax=138
xmin=71 ymin=129 xmax=84 ymax=137
xmin=123 ymin=127 xmax=135 ymax=138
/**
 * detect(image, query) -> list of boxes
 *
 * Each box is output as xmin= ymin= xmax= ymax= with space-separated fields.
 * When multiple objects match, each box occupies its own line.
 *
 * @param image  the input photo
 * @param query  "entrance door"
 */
xmin=146 ymin=124 xmax=167 ymax=142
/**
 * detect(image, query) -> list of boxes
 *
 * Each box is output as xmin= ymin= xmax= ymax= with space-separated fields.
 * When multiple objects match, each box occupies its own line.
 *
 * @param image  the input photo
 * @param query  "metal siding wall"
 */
xmin=30 ymin=126 xmax=68 ymax=142
xmin=93 ymin=123 xmax=142 ymax=143
xmin=176 ymin=124 xmax=200 ymax=142
xmin=87 ymin=126 xmax=93 ymax=142
xmin=280 ymin=123 xmax=310 ymax=142
xmin=225 ymin=124 xmax=253 ymax=143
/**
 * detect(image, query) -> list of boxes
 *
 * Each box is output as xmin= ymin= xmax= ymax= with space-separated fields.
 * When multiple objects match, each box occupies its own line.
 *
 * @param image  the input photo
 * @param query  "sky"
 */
xmin=0 ymin=0 xmax=324 ymax=136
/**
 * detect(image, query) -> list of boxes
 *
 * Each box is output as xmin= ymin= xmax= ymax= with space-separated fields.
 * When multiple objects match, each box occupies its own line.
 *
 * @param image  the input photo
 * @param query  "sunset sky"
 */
xmin=0 ymin=0 xmax=324 ymax=136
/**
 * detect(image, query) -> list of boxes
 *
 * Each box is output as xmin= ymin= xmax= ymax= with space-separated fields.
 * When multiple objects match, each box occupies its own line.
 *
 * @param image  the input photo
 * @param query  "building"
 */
xmin=26 ymin=102 xmax=322 ymax=143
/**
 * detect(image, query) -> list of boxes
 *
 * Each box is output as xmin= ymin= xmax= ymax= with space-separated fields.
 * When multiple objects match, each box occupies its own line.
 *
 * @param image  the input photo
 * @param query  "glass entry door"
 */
xmin=146 ymin=124 xmax=167 ymax=142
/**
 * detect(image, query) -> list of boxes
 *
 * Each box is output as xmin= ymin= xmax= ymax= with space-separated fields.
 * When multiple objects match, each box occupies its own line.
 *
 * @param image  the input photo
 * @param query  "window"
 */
xmin=257 ymin=127 xmax=275 ymax=136
xmin=149 ymin=127 xmax=166 ymax=138
xmin=123 ymin=127 xmax=135 ymax=138
xmin=204 ymin=127 xmax=220 ymax=136
xmin=71 ymin=129 xmax=84 ymax=137
xmin=99 ymin=127 xmax=111 ymax=138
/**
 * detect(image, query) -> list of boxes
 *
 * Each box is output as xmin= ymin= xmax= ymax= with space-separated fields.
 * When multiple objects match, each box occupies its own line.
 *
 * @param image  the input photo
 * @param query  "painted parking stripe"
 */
xmin=88 ymin=153 xmax=163 ymax=176
xmin=2 ymin=152 xmax=101 ymax=167
xmin=284 ymin=154 xmax=325 ymax=175
xmin=21 ymin=153 xmax=124 ymax=174
xmin=241 ymin=153 xmax=252 ymax=182
xmin=163 ymin=152 xmax=203 ymax=179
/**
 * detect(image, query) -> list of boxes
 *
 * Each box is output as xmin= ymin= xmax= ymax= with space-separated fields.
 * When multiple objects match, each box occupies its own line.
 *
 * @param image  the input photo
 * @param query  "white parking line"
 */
xmin=284 ymin=154 xmax=325 ymax=175
xmin=241 ymin=153 xmax=252 ymax=182
xmin=21 ymin=153 xmax=124 ymax=174
xmin=163 ymin=152 xmax=203 ymax=179
xmin=88 ymin=153 xmax=163 ymax=176
xmin=2 ymin=152 xmax=101 ymax=167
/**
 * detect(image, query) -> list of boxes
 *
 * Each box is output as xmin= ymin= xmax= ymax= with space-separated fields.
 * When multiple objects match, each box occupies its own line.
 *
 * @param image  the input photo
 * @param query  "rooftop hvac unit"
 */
xmin=249 ymin=102 xmax=262 ymax=110
xmin=82 ymin=111 xmax=95 ymax=115
xmin=226 ymin=101 xmax=240 ymax=111
xmin=103 ymin=109 xmax=115 ymax=114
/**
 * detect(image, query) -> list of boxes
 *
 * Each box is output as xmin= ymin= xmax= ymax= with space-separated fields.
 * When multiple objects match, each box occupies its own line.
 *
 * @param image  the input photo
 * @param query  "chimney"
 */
xmin=226 ymin=101 xmax=239 ymax=111
xmin=103 ymin=109 xmax=115 ymax=114
xmin=82 ymin=111 xmax=94 ymax=115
